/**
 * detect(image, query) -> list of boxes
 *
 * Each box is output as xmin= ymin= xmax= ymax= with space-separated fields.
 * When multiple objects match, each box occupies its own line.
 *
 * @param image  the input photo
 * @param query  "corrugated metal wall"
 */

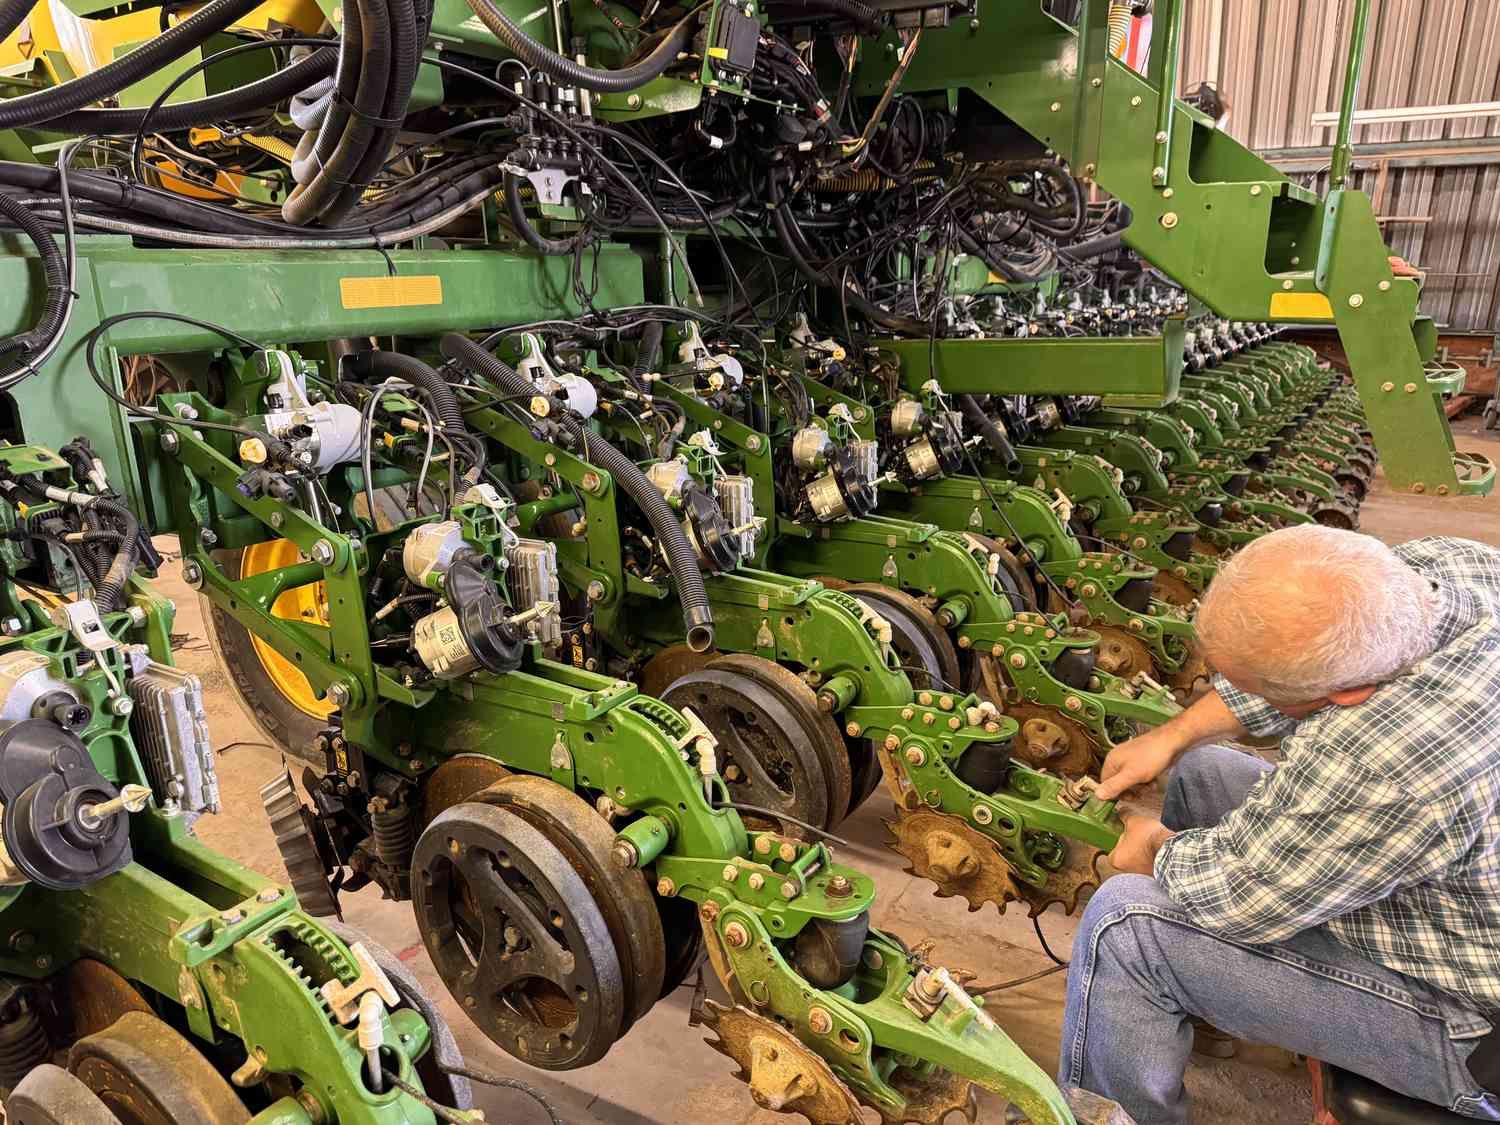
xmin=1173 ymin=0 xmax=1500 ymax=333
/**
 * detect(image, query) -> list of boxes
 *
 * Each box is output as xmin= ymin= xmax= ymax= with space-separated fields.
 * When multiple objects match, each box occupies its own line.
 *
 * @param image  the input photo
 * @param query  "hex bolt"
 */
xmin=1049 ymin=101 xmax=1061 ymax=112
xmin=700 ymin=901 xmax=719 ymax=922
xmin=327 ymin=683 xmax=352 ymax=709
xmin=1064 ymin=696 xmax=1082 ymax=712
xmin=1154 ymin=130 xmax=1168 ymax=143
xmin=311 ymin=539 xmax=336 ymax=566
xmin=1379 ymin=280 xmax=1391 ymax=291
xmin=780 ymin=879 xmax=801 ymax=901
xmin=159 ymin=431 xmax=180 ymax=454
xmin=972 ymin=805 xmax=994 ymax=826
xmin=808 ymin=1007 xmax=833 ymax=1034
xmin=611 ymin=840 xmax=638 ymax=869
xmin=722 ymin=864 xmax=738 ymax=882
xmin=754 ymin=836 xmax=772 ymax=855
xmin=626 ymin=93 xmax=642 ymax=109
xmin=586 ymin=580 xmax=606 ymax=602
xmin=1160 ymin=212 xmax=1179 ymax=229
xmin=220 ymin=909 xmax=244 ymax=924
xmin=845 ymin=722 xmax=861 ymax=737
xmin=1009 ymin=653 xmax=1026 ymax=669
xmin=904 ymin=746 xmax=926 ymax=767
xmin=1348 ymin=294 xmax=1364 ymax=308
xmin=182 ymin=561 xmax=203 ymax=589
xmin=257 ymin=888 xmax=282 ymax=904
xmin=109 ymin=695 xmax=134 ymax=718
xmin=746 ymin=435 xmax=762 ymax=452
xmin=918 ymin=691 xmax=934 ymax=706
xmin=581 ymin=472 xmax=601 ymax=493
xmin=657 ymin=877 xmax=677 ymax=896
xmin=723 ymin=922 xmax=749 ymax=948
xmin=900 ymin=707 xmax=915 ymax=721
xmin=269 ymin=511 xmax=285 ymax=529
xmin=200 ymin=529 xmax=218 ymax=548
xmin=827 ymin=875 xmax=853 ymax=898
xmin=778 ymin=842 xmax=797 ymax=863
xmin=1250 ymin=184 xmax=1263 ymax=196
xmin=747 ymin=873 xmax=765 ymax=891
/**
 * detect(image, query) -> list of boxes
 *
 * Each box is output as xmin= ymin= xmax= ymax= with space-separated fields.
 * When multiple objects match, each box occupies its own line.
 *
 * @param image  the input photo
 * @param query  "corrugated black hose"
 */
xmin=959 ymin=394 xmax=1022 ymax=476
xmin=439 ymin=333 xmax=715 ymax=651
xmin=0 ymin=196 xmax=69 ymax=373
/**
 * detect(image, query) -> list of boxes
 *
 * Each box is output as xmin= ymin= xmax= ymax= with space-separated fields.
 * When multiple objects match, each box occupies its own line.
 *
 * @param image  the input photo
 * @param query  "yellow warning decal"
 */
xmin=707 ymin=46 xmax=729 ymax=58
xmin=1268 ymin=290 xmax=1333 ymax=320
xmin=339 ymin=275 xmax=443 ymax=310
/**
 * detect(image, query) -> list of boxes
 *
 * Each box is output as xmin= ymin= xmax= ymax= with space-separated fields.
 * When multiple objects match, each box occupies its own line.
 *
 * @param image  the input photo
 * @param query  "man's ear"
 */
xmin=1328 ymin=685 xmax=1377 ymax=707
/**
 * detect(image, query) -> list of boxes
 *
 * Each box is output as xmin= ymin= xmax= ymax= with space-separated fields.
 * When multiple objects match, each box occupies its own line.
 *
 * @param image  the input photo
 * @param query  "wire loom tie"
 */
xmin=333 ymin=90 xmax=406 ymax=131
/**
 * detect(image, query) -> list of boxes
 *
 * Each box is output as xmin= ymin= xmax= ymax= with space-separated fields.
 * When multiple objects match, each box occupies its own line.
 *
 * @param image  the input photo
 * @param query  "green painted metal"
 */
xmin=880 ymin=325 xmax=1186 ymax=406
xmin=851 ymin=0 xmax=1490 ymax=497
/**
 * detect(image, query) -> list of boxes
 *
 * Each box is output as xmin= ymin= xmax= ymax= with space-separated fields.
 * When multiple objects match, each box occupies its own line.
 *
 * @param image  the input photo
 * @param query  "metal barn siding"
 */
xmin=1170 ymin=0 xmax=1500 ymax=332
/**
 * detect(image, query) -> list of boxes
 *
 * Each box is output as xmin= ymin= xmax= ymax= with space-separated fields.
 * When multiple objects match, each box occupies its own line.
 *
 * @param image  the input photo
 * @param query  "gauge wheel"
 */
xmin=7 ymin=1065 xmax=118 ymax=1125
xmin=470 ymin=776 xmax=665 ymax=1033
xmin=67 ymin=1011 xmax=250 ymax=1124
xmin=202 ymin=541 xmax=332 ymax=766
xmin=662 ymin=659 xmax=834 ymax=833
xmin=413 ymin=802 xmax=626 ymax=1070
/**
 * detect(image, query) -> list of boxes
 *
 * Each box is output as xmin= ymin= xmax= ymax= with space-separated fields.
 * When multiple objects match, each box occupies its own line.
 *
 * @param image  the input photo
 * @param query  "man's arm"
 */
xmin=1094 ymin=684 xmax=1253 ymax=800
xmin=1153 ymin=738 xmax=1454 ymax=944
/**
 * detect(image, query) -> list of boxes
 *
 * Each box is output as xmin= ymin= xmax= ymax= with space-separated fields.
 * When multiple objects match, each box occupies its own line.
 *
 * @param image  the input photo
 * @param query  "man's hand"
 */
xmin=1095 ymin=726 xmax=1183 ymax=801
xmin=1109 ymin=814 xmax=1174 ymax=876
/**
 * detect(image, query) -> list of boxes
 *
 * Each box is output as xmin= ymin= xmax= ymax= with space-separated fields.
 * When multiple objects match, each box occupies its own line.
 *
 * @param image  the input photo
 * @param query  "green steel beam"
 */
xmin=880 ymin=321 xmax=1186 ymax=406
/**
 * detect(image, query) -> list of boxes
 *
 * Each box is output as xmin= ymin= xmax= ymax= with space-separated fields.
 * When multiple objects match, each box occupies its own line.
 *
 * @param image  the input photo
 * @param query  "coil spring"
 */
xmin=0 ymin=999 xmax=49 ymax=1090
xmin=371 ymin=802 xmax=414 ymax=870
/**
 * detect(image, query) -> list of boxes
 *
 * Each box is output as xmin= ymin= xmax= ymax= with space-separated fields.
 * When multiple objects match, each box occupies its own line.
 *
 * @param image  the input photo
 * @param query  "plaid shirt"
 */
xmin=1155 ymin=536 xmax=1500 ymax=1019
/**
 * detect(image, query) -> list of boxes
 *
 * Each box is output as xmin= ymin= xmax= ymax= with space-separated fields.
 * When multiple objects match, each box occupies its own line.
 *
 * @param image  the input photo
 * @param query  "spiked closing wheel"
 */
xmin=412 ymin=801 xmax=625 ymax=1069
xmin=1003 ymin=703 xmax=1100 ymax=778
xmin=1090 ymin=627 xmax=1155 ymax=681
xmin=701 ymin=1001 xmax=864 ymax=1125
xmin=884 ymin=807 xmax=1020 ymax=912
xmin=1150 ymin=571 xmax=1198 ymax=608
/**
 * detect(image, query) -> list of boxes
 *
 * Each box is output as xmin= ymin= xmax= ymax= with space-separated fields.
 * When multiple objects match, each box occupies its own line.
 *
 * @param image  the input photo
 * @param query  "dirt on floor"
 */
xmin=171 ymin=417 xmax=1500 ymax=1125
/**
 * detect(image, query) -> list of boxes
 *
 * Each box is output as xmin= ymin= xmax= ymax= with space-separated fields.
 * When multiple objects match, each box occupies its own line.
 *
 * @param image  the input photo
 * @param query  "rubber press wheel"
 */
xmin=202 ymin=542 xmax=332 ymax=766
xmin=7 ymin=1065 xmax=119 ymax=1125
xmin=66 ymin=1011 xmax=250 ymax=1125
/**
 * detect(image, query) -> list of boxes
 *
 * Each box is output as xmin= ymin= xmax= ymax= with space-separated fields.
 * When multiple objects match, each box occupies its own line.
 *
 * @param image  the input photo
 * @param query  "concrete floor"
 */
xmin=173 ymin=417 xmax=1500 ymax=1125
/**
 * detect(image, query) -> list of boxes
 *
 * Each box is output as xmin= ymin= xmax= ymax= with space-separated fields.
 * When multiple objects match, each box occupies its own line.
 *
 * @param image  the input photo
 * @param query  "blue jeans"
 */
xmin=1058 ymin=744 xmax=1500 ymax=1124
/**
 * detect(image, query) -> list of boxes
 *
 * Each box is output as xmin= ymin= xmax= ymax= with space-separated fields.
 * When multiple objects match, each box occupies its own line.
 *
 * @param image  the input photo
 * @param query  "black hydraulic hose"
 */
xmin=765 ymin=0 xmax=881 ymax=34
xmin=90 ymin=498 xmax=140 ymax=612
xmin=464 ymin=0 xmax=696 ymax=93
xmin=0 ymin=0 xmax=35 ymax=46
xmin=767 ymin=179 xmax=928 ymax=335
xmin=354 ymin=351 xmax=466 ymax=435
xmin=439 ymin=333 xmax=715 ymax=652
xmin=503 ymin=173 xmax=584 ymax=255
xmin=326 ymin=0 xmax=418 ymax=223
xmin=37 ymin=49 xmax=336 ymax=134
xmin=283 ymin=0 xmax=392 ymax=226
xmin=0 ymin=196 xmax=69 ymax=368
xmin=292 ymin=2 xmax=362 ymax=184
xmin=960 ymin=395 xmax=1022 ymax=476
xmin=1058 ymin=229 xmax=1125 ymax=261
xmin=0 ymin=0 xmax=264 ymax=128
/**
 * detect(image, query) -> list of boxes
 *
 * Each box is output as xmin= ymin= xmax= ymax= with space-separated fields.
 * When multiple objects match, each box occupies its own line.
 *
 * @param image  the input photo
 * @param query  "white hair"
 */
xmin=1195 ymin=525 xmax=1440 ymax=702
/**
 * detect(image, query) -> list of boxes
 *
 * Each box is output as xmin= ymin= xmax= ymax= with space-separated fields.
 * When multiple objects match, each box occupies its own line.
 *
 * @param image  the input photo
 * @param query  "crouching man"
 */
xmin=1062 ymin=527 xmax=1500 ymax=1122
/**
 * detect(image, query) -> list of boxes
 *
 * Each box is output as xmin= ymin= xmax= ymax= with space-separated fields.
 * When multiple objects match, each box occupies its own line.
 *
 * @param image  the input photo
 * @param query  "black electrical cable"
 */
xmin=462 ymin=0 xmax=699 ymax=93
xmin=0 ymin=0 xmax=31 ymax=44
xmin=0 ymin=0 xmax=266 ymax=128
xmin=503 ymin=172 xmax=586 ymax=256
xmin=349 ymin=351 xmax=467 ymax=434
xmin=439 ymin=332 xmax=715 ymax=651
xmin=40 ymin=43 xmax=336 ymax=135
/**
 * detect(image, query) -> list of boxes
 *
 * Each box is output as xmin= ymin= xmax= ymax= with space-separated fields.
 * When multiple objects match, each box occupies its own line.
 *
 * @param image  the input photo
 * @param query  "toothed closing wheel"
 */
xmin=701 ymin=1001 xmax=864 ymax=1124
